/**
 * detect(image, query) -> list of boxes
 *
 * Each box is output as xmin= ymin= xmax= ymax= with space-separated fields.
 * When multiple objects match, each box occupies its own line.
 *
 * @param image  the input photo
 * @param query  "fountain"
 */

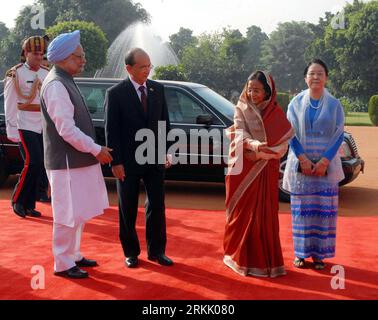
xmin=94 ymin=22 xmax=179 ymax=79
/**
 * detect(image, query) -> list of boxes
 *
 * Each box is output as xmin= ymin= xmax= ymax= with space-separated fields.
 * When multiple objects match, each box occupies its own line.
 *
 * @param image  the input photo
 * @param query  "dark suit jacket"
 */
xmin=104 ymin=78 xmax=171 ymax=173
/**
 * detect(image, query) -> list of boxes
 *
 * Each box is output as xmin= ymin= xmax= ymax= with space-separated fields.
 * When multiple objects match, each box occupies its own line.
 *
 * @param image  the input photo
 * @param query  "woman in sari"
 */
xmin=223 ymin=71 xmax=294 ymax=278
xmin=283 ymin=59 xmax=345 ymax=270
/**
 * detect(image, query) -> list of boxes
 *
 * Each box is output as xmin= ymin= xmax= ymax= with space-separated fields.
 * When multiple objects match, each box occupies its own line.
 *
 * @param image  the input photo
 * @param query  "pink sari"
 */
xmin=223 ymin=72 xmax=294 ymax=277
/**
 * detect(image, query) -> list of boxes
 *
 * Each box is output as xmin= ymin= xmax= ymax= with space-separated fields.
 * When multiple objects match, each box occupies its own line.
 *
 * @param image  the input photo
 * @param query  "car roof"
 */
xmin=74 ymin=77 xmax=207 ymax=89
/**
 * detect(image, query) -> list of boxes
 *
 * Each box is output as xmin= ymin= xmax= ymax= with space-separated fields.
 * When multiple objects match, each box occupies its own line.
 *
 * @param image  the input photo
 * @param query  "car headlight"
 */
xmin=338 ymin=141 xmax=352 ymax=159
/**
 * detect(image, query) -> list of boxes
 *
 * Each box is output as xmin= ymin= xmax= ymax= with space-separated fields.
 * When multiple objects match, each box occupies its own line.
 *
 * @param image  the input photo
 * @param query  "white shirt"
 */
xmin=4 ymin=63 xmax=48 ymax=141
xmin=130 ymin=77 xmax=147 ymax=102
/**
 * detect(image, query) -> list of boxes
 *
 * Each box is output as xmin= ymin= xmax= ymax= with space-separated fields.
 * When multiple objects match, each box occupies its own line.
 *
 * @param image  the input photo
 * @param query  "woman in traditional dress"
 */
xmin=283 ymin=59 xmax=345 ymax=270
xmin=223 ymin=71 xmax=294 ymax=278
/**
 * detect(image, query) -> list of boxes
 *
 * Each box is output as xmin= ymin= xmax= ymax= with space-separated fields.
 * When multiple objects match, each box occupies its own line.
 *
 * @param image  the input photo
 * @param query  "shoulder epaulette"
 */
xmin=40 ymin=65 xmax=50 ymax=71
xmin=5 ymin=63 xmax=23 ymax=78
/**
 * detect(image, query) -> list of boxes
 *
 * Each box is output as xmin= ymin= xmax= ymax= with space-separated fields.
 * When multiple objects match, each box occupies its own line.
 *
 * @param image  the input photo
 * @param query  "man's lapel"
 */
xmin=146 ymin=80 xmax=156 ymax=119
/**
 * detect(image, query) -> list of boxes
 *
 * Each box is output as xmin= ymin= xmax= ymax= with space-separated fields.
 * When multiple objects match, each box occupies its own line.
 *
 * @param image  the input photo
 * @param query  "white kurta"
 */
xmin=42 ymin=80 xmax=109 ymax=227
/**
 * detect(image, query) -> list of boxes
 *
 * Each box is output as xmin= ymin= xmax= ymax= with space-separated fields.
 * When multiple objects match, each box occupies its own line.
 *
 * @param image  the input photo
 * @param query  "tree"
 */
xmin=181 ymin=33 xmax=223 ymax=93
xmin=0 ymin=22 xmax=10 ymax=75
xmin=305 ymin=12 xmax=337 ymax=70
xmin=218 ymin=29 xmax=249 ymax=98
xmin=38 ymin=0 xmax=149 ymax=44
xmin=169 ymin=27 xmax=198 ymax=60
xmin=0 ymin=0 xmax=149 ymax=76
xmin=0 ymin=5 xmax=47 ymax=76
xmin=329 ymin=0 xmax=378 ymax=103
xmin=152 ymin=64 xmax=187 ymax=81
xmin=304 ymin=0 xmax=377 ymax=104
xmin=0 ymin=33 xmax=22 ymax=77
xmin=177 ymin=29 xmax=253 ymax=99
xmin=261 ymin=21 xmax=316 ymax=93
xmin=243 ymin=25 xmax=268 ymax=72
xmin=0 ymin=22 xmax=9 ymax=41
xmin=368 ymin=95 xmax=378 ymax=126
xmin=221 ymin=29 xmax=247 ymax=62
xmin=46 ymin=20 xmax=108 ymax=75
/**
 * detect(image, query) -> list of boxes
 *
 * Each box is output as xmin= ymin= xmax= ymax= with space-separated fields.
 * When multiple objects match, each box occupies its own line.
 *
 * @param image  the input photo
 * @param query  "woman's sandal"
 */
xmin=313 ymin=259 xmax=325 ymax=270
xmin=293 ymin=257 xmax=305 ymax=268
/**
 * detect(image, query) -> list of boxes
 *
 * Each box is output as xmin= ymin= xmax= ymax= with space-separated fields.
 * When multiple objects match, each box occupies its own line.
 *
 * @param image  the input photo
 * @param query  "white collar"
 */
xmin=24 ymin=62 xmax=40 ymax=72
xmin=129 ymin=77 xmax=147 ymax=92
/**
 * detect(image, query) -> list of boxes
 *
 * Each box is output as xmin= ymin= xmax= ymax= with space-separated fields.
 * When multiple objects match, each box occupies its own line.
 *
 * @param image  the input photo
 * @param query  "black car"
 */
xmin=0 ymin=78 xmax=365 ymax=202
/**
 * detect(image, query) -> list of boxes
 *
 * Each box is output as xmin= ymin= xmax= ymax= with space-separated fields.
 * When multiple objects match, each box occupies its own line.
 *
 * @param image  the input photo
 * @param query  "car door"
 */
xmin=76 ymin=81 xmax=114 ymax=176
xmin=164 ymin=86 xmax=227 ymax=182
xmin=76 ymin=81 xmax=113 ymax=144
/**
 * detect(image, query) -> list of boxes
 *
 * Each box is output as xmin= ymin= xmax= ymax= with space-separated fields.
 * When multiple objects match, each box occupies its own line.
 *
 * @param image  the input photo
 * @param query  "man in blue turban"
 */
xmin=47 ymin=30 xmax=81 ymax=64
xmin=40 ymin=30 xmax=113 ymax=279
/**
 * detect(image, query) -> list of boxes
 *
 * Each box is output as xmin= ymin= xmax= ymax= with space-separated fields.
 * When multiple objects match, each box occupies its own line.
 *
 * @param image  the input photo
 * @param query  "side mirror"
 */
xmin=196 ymin=114 xmax=213 ymax=125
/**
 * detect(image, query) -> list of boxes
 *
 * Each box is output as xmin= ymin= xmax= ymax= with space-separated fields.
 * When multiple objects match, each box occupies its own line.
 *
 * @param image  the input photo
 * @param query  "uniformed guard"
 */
xmin=4 ymin=35 xmax=50 ymax=218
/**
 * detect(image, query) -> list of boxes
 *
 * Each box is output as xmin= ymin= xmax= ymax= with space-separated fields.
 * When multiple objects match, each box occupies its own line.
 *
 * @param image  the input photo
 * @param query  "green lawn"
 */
xmin=345 ymin=112 xmax=372 ymax=126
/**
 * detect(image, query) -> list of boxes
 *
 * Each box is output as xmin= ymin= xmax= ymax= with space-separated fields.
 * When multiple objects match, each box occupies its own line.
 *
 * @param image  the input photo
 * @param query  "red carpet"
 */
xmin=0 ymin=200 xmax=377 ymax=300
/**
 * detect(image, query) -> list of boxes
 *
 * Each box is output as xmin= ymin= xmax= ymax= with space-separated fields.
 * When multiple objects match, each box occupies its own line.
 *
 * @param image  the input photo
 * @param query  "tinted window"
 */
xmin=165 ymin=87 xmax=221 ymax=125
xmin=193 ymin=87 xmax=235 ymax=120
xmin=0 ymin=80 xmax=4 ymax=114
xmin=0 ymin=93 xmax=4 ymax=114
xmin=77 ymin=84 xmax=108 ymax=119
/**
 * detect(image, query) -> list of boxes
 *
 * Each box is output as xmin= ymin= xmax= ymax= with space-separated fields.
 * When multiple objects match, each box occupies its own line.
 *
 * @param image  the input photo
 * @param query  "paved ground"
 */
xmin=1 ymin=126 xmax=377 ymax=216
xmin=338 ymin=126 xmax=378 ymax=217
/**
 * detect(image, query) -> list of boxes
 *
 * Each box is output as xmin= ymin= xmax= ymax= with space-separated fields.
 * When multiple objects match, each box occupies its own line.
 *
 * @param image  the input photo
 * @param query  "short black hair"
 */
xmin=124 ymin=48 xmax=148 ymax=66
xmin=248 ymin=71 xmax=272 ymax=100
xmin=304 ymin=58 xmax=329 ymax=77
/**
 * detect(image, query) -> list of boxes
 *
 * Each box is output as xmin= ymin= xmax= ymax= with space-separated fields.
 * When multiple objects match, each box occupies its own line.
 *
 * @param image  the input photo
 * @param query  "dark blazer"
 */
xmin=104 ymin=78 xmax=171 ymax=173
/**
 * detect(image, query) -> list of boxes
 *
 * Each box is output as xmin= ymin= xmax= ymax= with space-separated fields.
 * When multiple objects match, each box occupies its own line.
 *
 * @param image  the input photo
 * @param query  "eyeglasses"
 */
xmin=137 ymin=64 xmax=154 ymax=71
xmin=71 ymin=53 xmax=86 ymax=60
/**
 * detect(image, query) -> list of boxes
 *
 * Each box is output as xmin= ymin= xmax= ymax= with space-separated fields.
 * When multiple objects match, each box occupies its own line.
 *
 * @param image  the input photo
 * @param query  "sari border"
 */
xmin=223 ymin=256 xmax=286 ymax=278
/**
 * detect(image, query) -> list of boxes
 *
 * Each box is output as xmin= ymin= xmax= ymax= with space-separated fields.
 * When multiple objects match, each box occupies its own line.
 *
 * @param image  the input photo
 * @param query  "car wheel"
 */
xmin=279 ymin=154 xmax=290 ymax=203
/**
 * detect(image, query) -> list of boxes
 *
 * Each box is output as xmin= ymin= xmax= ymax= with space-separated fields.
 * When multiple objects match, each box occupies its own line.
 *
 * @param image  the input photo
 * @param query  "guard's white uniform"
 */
xmin=4 ymin=62 xmax=49 ymax=209
xmin=4 ymin=62 xmax=49 ymax=141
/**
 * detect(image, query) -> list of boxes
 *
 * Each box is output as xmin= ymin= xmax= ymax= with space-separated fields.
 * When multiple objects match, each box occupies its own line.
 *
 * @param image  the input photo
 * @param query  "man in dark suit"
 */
xmin=104 ymin=48 xmax=173 ymax=268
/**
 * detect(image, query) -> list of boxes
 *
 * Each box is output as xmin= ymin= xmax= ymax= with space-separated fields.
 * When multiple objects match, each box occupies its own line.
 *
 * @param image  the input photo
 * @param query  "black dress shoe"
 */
xmin=54 ymin=266 xmax=88 ymax=279
xmin=148 ymin=254 xmax=174 ymax=266
xmin=76 ymin=257 xmax=98 ymax=267
xmin=125 ymin=256 xmax=138 ymax=268
xmin=25 ymin=208 xmax=42 ymax=217
xmin=13 ymin=203 xmax=26 ymax=218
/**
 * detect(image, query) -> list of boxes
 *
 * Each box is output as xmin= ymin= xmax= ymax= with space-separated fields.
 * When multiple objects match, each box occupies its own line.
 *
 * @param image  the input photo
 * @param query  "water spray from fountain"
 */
xmin=95 ymin=22 xmax=179 ymax=79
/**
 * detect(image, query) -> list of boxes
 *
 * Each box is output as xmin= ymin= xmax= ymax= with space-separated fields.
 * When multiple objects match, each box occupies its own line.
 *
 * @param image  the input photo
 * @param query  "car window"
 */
xmin=193 ymin=87 xmax=235 ymax=120
xmin=165 ymin=87 xmax=221 ymax=125
xmin=77 ymin=84 xmax=107 ymax=119
xmin=0 ymin=93 xmax=4 ymax=114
